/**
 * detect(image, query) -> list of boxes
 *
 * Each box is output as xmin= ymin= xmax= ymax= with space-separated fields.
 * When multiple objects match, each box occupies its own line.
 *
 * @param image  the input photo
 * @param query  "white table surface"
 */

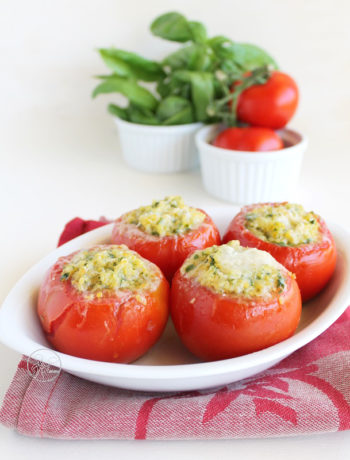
xmin=1 ymin=0 xmax=350 ymax=458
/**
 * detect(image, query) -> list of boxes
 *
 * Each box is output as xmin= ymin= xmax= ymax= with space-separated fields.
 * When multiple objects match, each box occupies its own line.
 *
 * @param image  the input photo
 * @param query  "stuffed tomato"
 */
xmin=223 ymin=203 xmax=337 ymax=302
xmin=111 ymin=196 xmax=221 ymax=280
xmin=171 ymin=241 xmax=301 ymax=361
xmin=37 ymin=244 xmax=169 ymax=363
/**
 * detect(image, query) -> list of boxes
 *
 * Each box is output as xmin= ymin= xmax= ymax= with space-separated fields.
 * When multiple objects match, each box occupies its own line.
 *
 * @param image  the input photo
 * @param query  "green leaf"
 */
xmin=150 ymin=12 xmax=192 ymax=42
xmin=188 ymin=21 xmax=207 ymax=43
xmin=150 ymin=12 xmax=207 ymax=44
xmin=162 ymin=107 xmax=194 ymax=125
xmin=156 ymin=78 xmax=172 ymax=98
xmin=231 ymin=43 xmax=278 ymax=71
xmin=190 ymin=72 xmax=214 ymax=121
xmin=189 ymin=45 xmax=215 ymax=71
xmin=98 ymin=48 xmax=165 ymax=82
xmin=156 ymin=96 xmax=194 ymax=124
xmin=98 ymin=50 xmax=130 ymax=78
xmin=179 ymin=83 xmax=191 ymax=99
xmin=156 ymin=74 xmax=191 ymax=100
xmin=108 ymin=103 xmax=129 ymax=120
xmin=208 ymin=35 xmax=236 ymax=60
xmin=127 ymin=105 xmax=159 ymax=125
xmin=92 ymin=75 xmax=158 ymax=111
xmin=156 ymin=78 xmax=178 ymax=98
xmin=172 ymin=70 xmax=193 ymax=83
xmin=173 ymin=70 xmax=214 ymax=121
xmin=208 ymin=36 xmax=278 ymax=72
xmin=163 ymin=44 xmax=214 ymax=71
xmin=220 ymin=59 xmax=243 ymax=74
xmin=163 ymin=44 xmax=199 ymax=70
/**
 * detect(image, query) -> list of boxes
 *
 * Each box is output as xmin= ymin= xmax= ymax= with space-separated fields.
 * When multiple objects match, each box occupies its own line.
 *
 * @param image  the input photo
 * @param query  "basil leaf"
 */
xmin=173 ymin=70 xmax=214 ymax=121
xmin=231 ymin=43 xmax=278 ymax=71
xmin=190 ymin=72 xmax=214 ymax=121
xmin=179 ymin=83 xmax=191 ymax=99
xmin=156 ymin=78 xmax=179 ymax=98
xmin=151 ymin=13 xmax=207 ymax=45
xmin=92 ymin=75 xmax=158 ymax=111
xmin=163 ymin=44 xmax=199 ymax=70
xmin=127 ymin=105 xmax=159 ymax=125
xmin=163 ymin=43 xmax=214 ymax=72
xmin=208 ymin=36 xmax=278 ymax=72
xmin=189 ymin=45 xmax=215 ymax=71
xmin=157 ymin=75 xmax=191 ymax=100
xmin=156 ymin=79 xmax=172 ymax=98
xmin=172 ymin=70 xmax=193 ymax=83
xmin=208 ymin=35 xmax=236 ymax=60
xmin=162 ymin=107 xmax=194 ymax=125
xmin=220 ymin=59 xmax=243 ymax=74
xmin=156 ymin=96 xmax=194 ymax=124
xmin=188 ymin=21 xmax=207 ymax=44
xmin=99 ymin=48 xmax=165 ymax=82
xmin=108 ymin=103 xmax=129 ymax=120
xmin=150 ymin=12 xmax=192 ymax=42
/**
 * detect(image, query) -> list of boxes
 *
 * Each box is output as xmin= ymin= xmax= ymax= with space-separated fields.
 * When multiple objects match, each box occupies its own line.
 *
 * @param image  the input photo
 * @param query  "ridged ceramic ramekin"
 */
xmin=114 ymin=118 xmax=202 ymax=173
xmin=196 ymin=124 xmax=308 ymax=204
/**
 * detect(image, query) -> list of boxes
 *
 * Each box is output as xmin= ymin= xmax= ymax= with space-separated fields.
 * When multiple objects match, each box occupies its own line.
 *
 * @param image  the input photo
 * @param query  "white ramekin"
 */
xmin=114 ymin=118 xmax=202 ymax=173
xmin=196 ymin=124 xmax=308 ymax=204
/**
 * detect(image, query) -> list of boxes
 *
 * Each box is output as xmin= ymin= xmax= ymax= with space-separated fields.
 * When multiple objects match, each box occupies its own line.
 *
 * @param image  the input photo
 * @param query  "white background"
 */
xmin=1 ymin=0 xmax=350 ymax=458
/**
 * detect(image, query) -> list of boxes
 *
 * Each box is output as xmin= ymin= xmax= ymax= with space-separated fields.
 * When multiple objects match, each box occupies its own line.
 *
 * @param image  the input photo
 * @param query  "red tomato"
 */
xmin=111 ymin=211 xmax=221 ymax=280
xmin=212 ymin=127 xmax=283 ymax=152
xmin=223 ymin=203 xmax=337 ymax=302
xmin=236 ymin=71 xmax=299 ymax=129
xmin=37 ymin=245 xmax=169 ymax=363
xmin=171 ymin=266 xmax=301 ymax=361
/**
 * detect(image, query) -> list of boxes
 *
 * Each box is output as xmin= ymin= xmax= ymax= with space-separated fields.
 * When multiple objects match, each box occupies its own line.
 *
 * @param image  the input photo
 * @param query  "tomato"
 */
xmin=37 ymin=245 xmax=169 ymax=363
xmin=236 ymin=71 xmax=299 ymax=129
xmin=111 ymin=211 xmax=221 ymax=280
xmin=171 ymin=266 xmax=301 ymax=361
xmin=212 ymin=126 xmax=283 ymax=152
xmin=223 ymin=204 xmax=337 ymax=302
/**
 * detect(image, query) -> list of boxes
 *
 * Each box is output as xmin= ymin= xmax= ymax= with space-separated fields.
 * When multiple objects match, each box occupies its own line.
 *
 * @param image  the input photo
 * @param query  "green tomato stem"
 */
xmin=210 ymin=65 xmax=272 ymax=126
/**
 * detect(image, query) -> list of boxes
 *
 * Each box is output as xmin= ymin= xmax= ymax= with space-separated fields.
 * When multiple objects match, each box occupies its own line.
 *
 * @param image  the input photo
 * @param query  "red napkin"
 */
xmin=1 ymin=218 xmax=350 ymax=439
xmin=57 ymin=217 xmax=110 ymax=246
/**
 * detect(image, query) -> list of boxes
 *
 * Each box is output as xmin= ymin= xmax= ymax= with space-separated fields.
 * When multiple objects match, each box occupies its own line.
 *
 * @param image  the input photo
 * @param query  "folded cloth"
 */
xmin=1 ymin=218 xmax=350 ymax=440
xmin=57 ymin=217 xmax=110 ymax=247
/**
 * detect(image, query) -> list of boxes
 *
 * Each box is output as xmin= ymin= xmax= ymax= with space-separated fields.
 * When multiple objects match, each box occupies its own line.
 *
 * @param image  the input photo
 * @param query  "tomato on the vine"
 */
xmin=236 ymin=71 xmax=299 ymax=129
xmin=212 ymin=126 xmax=283 ymax=152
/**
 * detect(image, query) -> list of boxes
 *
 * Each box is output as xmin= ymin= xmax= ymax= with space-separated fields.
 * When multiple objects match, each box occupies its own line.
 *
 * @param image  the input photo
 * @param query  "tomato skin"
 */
xmin=37 ymin=248 xmax=169 ymax=363
xmin=223 ymin=203 xmax=337 ymax=302
xmin=111 ymin=211 xmax=221 ymax=280
xmin=236 ymin=71 xmax=299 ymax=129
xmin=170 ymin=269 xmax=301 ymax=361
xmin=213 ymin=127 xmax=283 ymax=152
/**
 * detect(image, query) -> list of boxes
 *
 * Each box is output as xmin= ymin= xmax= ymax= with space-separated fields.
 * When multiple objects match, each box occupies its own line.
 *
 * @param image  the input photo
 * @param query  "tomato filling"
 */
xmin=181 ymin=241 xmax=289 ymax=298
xmin=123 ymin=196 xmax=206 ymax=237
xmin=60 ymin=245 xmax=158 ymax=297
xmin=244 ymin=203 xmax=321 ymax=246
